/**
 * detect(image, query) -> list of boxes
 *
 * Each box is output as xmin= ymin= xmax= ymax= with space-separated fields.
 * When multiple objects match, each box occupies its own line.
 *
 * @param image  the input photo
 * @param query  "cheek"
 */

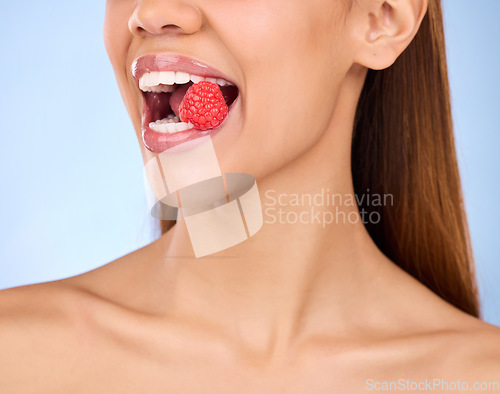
xmin=213 ymin=0 xmax=347 ymax=163
xmin=216 ymin=1 xmax=333 ymax=68
xmin=215 ymin=0 xmax=344 ymax=114
xmin=104 ymin=1 xmax=133 ymax=84
xmin=104 ymin=1 xmax=141 ymax=127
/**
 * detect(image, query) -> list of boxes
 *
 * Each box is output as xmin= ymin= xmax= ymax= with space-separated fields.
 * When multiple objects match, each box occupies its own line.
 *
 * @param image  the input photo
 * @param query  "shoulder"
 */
xmin=402 ymin=313 xmax=500 ymax=384
xmin=389 ymin=262 xmax=500 ymax=369
xmin=0 ymin=280 xmax=84 ymax=335
xmin=362 ymin=313 xmax=500 ymax=390
xmin=0 ymin=236 xmax=163 ymax=341
xmin=373 ymin=262 xmax=500 ymax=382
xmin=0 ymin=280 xmax=92 ymax=336
xmin=446 ymin=319 xmax=500 ymax=376
xmin=420 ymin=294 xmax=500 ymax=377
xmin=0 ymin=247 xmax=157 ymax=358
xmin=0 ymin=280 xmax=111 ymax=390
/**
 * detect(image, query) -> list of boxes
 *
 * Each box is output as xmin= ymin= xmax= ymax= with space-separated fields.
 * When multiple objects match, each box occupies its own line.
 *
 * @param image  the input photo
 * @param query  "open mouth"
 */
xmin=140 ymin=71 xmax=239 ymax=134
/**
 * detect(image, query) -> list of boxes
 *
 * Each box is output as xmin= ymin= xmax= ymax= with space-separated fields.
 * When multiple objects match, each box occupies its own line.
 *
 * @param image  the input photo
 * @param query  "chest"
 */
xmin=41 ymin=333 xmax=460 ymax=394
xmin=55 ymin=348 xmax=425 ymax=394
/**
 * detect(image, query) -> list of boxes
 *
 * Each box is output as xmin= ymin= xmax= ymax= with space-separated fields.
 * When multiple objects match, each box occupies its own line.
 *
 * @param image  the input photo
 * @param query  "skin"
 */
xmin=1 ymin=0 xmax=500 ymax=392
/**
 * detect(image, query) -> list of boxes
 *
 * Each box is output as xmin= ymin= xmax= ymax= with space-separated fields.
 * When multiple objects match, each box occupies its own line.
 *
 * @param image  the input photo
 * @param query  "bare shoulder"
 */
xmin=0 ymin=240 xmax=161 ymax=388
xmin=0 ymin=284 xmax=71 ymax=392
xmin=448 ymin=317 xmax=500 ymax=376
xmin=0 ymin=250 xmax=146 ymax=350
xmin=0 ymin=279 xmax=110 ymax=391
xmin=363 ymin=309 xmax=500 ymax=391
xmin=0 ymin=280 xmax=84 ymax=338
xmin=409 ymin=309 xmax=500 ymax=384
xmin=374 ymin=263 xmax=500 ymax=384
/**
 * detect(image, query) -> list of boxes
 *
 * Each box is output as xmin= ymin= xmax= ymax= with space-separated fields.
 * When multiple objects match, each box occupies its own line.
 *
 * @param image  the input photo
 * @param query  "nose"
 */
xmin=129 ymin=0 xmax=203 ymax=37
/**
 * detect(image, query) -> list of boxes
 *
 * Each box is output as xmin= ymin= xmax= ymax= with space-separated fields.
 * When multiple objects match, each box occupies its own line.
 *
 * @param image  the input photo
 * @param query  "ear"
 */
xmin=351 ymin=0 xmax=428 ymax=70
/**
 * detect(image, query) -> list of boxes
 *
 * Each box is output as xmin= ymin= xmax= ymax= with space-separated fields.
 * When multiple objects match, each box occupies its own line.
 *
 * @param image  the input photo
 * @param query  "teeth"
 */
xmin=165 ymin=123 xmax=177 ymax=133
xmin=175 ymin=122 xmax=189 ymax=132
xmin=143 ymin=72 xmax=159 ymax=88
xmin=175 ymin=71 xmax=190 ymax=84
xmin=142 ymin=84 xmax=175 ymax=93
xmin=216 ymin=78 xmax=230 ymax=86
xmin=149 ymin=118 xmax=195 ymax=134
xmin=190 ymin=75 xmax=205 ymax=84
xmin=139 ymin=71 xmax=234 ymax=92
xmin=158 ymin=71 xmax=175 ymax=85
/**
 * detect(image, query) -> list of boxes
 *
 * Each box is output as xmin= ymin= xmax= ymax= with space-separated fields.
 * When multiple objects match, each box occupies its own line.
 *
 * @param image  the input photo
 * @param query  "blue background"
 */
xmin=0 ymin=1 xmax=498 ymax=325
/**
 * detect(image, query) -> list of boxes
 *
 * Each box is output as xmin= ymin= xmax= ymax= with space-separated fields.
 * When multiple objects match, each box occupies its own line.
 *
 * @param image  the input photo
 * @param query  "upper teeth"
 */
xmin=139 ymin=71 xmax=233 ymax=92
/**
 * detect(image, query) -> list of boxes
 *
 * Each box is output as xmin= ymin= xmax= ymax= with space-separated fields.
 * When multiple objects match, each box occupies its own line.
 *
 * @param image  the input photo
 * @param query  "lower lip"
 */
xmin=141 ymin=96 xmax=240 ymax=153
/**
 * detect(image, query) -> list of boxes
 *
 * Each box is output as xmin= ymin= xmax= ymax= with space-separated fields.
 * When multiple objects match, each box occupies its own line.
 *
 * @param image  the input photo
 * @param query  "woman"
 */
xmin=1 ymin=0 xmax=499 ymax=392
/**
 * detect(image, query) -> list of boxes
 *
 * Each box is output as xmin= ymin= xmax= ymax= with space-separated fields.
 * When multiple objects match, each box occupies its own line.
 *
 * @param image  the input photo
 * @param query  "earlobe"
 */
xmin=352 ymin=0 xmax=428 ymax=70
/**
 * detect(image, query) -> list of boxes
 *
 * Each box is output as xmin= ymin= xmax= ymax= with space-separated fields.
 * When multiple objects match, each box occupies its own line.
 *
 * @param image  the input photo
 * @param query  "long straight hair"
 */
xmin=161 ymin=0 xmax=480 ymax=317
xmin=352 ymin=0 xmax=479 ymax=316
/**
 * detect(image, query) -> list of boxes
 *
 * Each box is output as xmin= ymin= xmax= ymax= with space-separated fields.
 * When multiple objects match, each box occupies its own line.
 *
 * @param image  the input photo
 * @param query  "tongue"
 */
xmin=169 ymin=83 xmax=192 ymax=118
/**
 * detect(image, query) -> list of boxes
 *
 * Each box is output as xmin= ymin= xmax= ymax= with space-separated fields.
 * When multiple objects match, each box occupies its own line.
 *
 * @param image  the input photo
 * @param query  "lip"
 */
xmin=132 ymin=53 xmax=239 ymax=153
xmin=132 ymin=53 xmax=236 ymax=86
xmin=141 ymin=94 xmax=240 ymax=153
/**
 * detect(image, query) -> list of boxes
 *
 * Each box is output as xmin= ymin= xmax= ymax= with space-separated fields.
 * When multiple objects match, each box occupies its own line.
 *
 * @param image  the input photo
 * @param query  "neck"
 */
xmin=146 ymin=65 xmax=390 ymax=358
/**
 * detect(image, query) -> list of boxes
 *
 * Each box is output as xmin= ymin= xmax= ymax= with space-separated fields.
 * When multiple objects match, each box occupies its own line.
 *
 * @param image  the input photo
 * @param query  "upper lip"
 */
xmin=131 ymin=53 xmax=236 ymax=86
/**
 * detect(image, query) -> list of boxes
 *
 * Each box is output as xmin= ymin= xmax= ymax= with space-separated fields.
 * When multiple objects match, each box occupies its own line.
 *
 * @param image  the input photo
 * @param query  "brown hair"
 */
xmin=352 ymin=0 xmax=479 ymax=316
xmin=160 ymin=0 xmax=480 ymax=317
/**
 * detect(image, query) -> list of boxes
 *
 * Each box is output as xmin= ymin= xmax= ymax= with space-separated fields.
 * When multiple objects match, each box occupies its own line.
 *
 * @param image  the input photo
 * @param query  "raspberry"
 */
xmin=179 ymin=81 xmax=228 ymax=131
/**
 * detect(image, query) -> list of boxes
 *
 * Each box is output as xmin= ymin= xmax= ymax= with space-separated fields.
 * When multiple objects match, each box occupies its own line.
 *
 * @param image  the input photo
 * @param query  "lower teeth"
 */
xmin=149 ymin=115 xmax=194 ymax=134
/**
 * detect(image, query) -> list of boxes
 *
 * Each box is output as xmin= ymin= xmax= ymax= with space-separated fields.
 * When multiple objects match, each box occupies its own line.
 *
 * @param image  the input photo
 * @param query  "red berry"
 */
xmin=179 ymin=81 xmax=228 ymax=131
